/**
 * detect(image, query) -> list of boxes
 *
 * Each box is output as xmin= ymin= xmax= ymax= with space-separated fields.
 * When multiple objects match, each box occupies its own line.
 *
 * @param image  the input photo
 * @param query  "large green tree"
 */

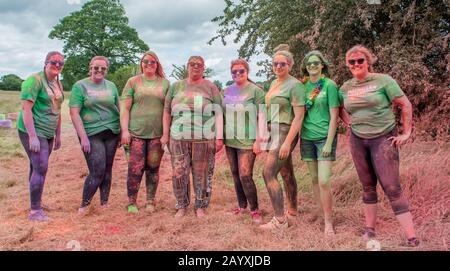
xmin=210 ymin=0 xmax=449 ymax=139
xmin=170 ymin=64 xmax=214 ymax=80
xmin=0 ymin=74 xmax=23 ymax=91
xmin=49 ymin=0 xmax=149 ymax=89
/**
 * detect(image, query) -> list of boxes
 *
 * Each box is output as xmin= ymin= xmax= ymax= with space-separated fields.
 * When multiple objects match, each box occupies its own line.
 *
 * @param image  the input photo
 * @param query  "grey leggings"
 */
xmin=80 ymin=129 xmax=119 ymax=207
xmin=349 ymin=129 xmax=410 ymax=215
xmin=19 ymin=131 xmax=54 ymax=211
xmin=225 ymin=146 xmax=258 ymax=211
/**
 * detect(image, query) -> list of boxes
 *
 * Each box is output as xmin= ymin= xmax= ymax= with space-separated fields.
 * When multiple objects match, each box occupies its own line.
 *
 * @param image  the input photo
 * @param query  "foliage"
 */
xmin=49 ymin=0 xmax=149 ymax=88
xmin=170 ymin=64 xmax=214 ymax=80
xmin=106 ymin=64 xmax=140 ymax=95
xmin=210 ymin=0 xmax=449 ymax=140
xmin=0 ymin=74 xmax=23 ymax=91
xmin=213 ymin=80 xmax=223 ymax=91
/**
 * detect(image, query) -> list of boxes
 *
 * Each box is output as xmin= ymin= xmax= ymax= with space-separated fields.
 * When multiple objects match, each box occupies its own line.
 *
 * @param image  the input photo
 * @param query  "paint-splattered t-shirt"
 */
xmin=339 ymin=73 xmax=404 ymax=139
xmin=121 ymin=75 xmax=170 ymax=139
xmin=301 ymin=77 xmax=340 ymax=141
xmin=69 ymin=78 xmax=120 ymax=137
xmin=223 ymin=82 xmax=265 ymax=149
xmin=265 ymin=75 xmax=305 ymax=125
xmin=164 ymin=79 xmax=222 ymax=140
xmin=17 ymin=71 xmax=64 ymax=139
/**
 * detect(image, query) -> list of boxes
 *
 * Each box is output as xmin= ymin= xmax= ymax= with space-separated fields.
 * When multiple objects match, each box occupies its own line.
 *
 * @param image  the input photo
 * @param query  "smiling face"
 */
xmin=305 ymin=55 xmax=323 ymax=77
xmin=45 ymin=54 xmax=64 ymax=79
xmin=346 ymin=51 xmax=369 ymax=79
xmin=90 ymin=59 xmax=108 ymax=82
xmin=231 ymin=64 xmax=248 ymax=85
xmin=141 ymin=55 xmax=157 ymax=77
xmin=272 ymin=55 xmax=290 ymax=78
xmin=187 ymin=57 xmax=205 ymax=81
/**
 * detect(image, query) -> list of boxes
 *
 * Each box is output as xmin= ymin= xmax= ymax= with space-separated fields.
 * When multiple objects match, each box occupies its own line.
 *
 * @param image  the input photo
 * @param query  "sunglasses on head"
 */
xmin=47 ymin=60 xmax=64 ymax=67
xmin=348 ymin=58 xmax=365 ymax=65
xmin=142 ymin=59 xmax=157 ymax=66
xmin=272 ymin=61 xmax=288 ymax=68
xmin=189 ymin=62 xmax=204 ymax=68
xmin=306 ymin=61 xmax=321 ymax=67
xmin=92 ymin=66 xmax=107 ymax=72
xmin=231 ymin=69 xmax=246 ymax=75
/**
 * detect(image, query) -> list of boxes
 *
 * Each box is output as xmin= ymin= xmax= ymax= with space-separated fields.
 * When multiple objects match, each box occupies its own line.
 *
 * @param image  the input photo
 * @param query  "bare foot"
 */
xmin=324 ymin=223 xmax=335 ymax=235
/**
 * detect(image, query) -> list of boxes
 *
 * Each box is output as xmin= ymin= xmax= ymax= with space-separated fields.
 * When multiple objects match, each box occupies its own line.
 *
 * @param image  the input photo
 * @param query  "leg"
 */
xmin=306 ymin=161 xmax=321 ymax=214
xmin=349 ymin=132 xmax=378 ymax=229
xmin=262 ymin=151 xmax=285 ymax=219
xmin=191 ymin=140 xmax=215 ymax=210
xmin=226 ymin=147 xmax=248 ymax=209
xmin=279 ymin=154 xmax=297 ymax=215
xmin=127 ymin=137 xmax=146 ymax=205
xmin=236 ymin=149 xmax=258 ymax=211
xmin=318 ymin=160 xmax=334 ymax=233
xmin=144 ymin=138 xmax=164 ymax=203
xmin=169 ymin=139 xmax=192 ymax=210
xmin=99 ymin=131 xmax=119 ymax=206
xmin=80 ymin=133 xmax=106 ymax=208
xmin=369 ymin=133 xmax=416 ymax=239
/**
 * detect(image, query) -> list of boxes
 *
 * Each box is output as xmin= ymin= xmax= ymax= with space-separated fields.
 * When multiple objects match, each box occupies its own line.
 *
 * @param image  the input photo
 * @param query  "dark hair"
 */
xmin=300 ymin=50 xmax=330 ymax=77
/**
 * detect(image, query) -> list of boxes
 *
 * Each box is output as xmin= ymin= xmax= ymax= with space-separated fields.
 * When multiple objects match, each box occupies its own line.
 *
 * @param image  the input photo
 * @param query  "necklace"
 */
xmin=304 ymin=75 xmax=325 ymax=110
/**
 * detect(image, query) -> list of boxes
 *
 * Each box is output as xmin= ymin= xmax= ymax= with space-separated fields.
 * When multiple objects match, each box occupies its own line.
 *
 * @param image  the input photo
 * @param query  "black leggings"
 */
xmin=80 ymin=129 xmax=119 ymax=207
xmin=19 ymin=131 xmax=54 ymax=211
xmin=263 ymin=124 xmax=298 ymax=217
xmin=225 ymin=146 xmax=258 ymax=211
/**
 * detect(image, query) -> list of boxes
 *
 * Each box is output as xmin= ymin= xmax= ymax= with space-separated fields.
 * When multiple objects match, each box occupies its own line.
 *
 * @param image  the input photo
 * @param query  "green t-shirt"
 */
xmin=301 ymin=77 xmax=340 ymax=140
xmin=17 ymin=71 xmax=64 ymax=139
xmin=339 ymin=73 xmax=404 ymax=139
xmin=164 ymin=79 xmax=222 ymax=141
xmin=69 ymin=78 xmax=120 ymax=137
xmin=266 ymin=75 xmax=305 ymax=125
xmin=121 ymin=75 xmax=170 ymax=139
xmin=223 ymin=82 xmax=265 ymax=149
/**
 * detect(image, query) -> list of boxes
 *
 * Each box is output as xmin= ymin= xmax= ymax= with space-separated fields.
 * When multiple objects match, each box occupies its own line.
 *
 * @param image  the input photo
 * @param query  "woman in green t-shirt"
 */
xmin=340 ymin=45 xmax=419 ymax=246
xmin=223 ymin=58 xmax=266 ymax=223
xmin=18 ymin=51 xmax=65 ymax=221
xmin=299 ymin=50 xmax=340 ymax=235
xmin=120 ymin=51 xmax=170 ymax=213
xmin=260 ymin=44 xmax=306 ymax=230
xmin=69 ymin=56 xmax=121 ymax=214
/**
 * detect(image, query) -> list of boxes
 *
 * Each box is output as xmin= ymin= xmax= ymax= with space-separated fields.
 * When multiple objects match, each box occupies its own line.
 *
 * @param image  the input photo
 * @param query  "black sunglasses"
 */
xmin=231 ymin=69 xmax=246 ymax=75
xmin=47 ymin=60 xmax=64 ymax=67
xmin=272 ymin=61 xmax=288 ymax=68
xmin=306 ymin=61 xmax=321 ymax=67
xmin=348 ymin=58 xmax=365 ymax=65
xmin=142 ymin=59 xmax=157 ymax=66
xmin=92 ymin=66 xmax=107 ymax=72
xmin=189 ymin=62 xmax=204 ymax=68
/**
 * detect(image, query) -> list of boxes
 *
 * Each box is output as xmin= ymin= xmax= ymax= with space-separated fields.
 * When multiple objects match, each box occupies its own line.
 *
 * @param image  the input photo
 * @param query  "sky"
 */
xmin=0 ymin=0 xmax=269 ymax=85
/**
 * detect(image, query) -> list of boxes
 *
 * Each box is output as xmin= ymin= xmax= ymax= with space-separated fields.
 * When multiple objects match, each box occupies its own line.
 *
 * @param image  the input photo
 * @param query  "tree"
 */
xmin=213 ymin=80 xmax=223 ymax=91
xmin=0 ymin=74 xmax=23 ymax=91
xmin=210 ymin=0 xmax=449 ymax=139
xmin=106 ymin=64 xmax=140 ymax=95
xmin=225 ymin=80 xmax=234 ymax=87
xmin=49 ymin=0 xmax=149 ymax=88
xmin=170 ymin=64 xmax=214 ymax=80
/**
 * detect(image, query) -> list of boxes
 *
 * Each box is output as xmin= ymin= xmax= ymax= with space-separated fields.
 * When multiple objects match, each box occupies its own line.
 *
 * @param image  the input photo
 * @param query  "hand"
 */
xmin=160 ymin=134 xmax=169 ymax=146
xmin=121 ymin=130 xmax=131 ymax=145
xmin=388 ymin=133 xmax=410 ymax=148
xmin=215 ymin=139 xmax=224 ymax=153
xmin=278 ymin=142 xmax=291 ymax=160
xmin=252 ymin=140 xmax=262 ymax=155
xmin=80 ymin=136 xmax=91 ymax=153
xmin=29 ymin=136 xmax=40 ymax=153
xmin=53 ymin=135 xmax=61 ymax=150
xmin=321 ymin=142 xmax=332 ymax=157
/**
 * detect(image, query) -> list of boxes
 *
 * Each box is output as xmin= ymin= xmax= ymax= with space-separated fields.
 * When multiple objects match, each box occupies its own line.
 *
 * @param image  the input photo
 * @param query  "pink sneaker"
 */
xmin=250 ymin=210 xmax=262 ymax=223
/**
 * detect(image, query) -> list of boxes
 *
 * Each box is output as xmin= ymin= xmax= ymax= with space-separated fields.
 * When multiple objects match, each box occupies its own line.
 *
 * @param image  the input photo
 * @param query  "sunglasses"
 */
xmin=348 ymin=58 xmax=365 ymax=65
xmin=47 ymin=61 xmax=64 ymax=67
xmin=189 ymin=62 xmax=204 ymax=68
xmin=273 ymin=61 xmax=288 ymax=68
xmin=92 ymin=66 xmax=108 ymax=72
xmin=306 ymin=61 xmax=321 ymax=67
xmin=231 ymin=69 xmax=246 ymax=75
xmin=142 ymin=59 xmax=157 ymax=66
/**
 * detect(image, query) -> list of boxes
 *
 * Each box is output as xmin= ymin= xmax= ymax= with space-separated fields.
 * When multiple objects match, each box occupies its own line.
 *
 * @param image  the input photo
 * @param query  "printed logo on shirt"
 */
xmin=348 ymin=85 xmax=377 ymax=99
xmin=87 ymin=89 xmax=112 ymax=97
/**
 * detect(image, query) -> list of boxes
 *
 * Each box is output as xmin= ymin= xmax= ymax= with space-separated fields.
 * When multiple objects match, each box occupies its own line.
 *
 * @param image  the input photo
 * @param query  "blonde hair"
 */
xmin=273 ymin=44 xmax=294 ymax=67
xmin=187 ymin=56 xmax=205 ymax=65
xmin=89 ymin=56 xmax=109 ymax=67
xmin=230 ymin=58 xmax=250 ymax=72
xmin=345 ymin=45 xmax=377 ymax=72
xmin=140 ymin=50 xmax=166 ymax=78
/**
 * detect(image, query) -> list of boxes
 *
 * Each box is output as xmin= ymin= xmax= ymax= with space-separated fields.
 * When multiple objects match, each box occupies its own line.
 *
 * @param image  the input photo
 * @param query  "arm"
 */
xmin=120 ymin=98 xmax=132 ymax=145
xmin=253 ymin=109 xmax=267 ymax=154
xmin=321 ymin=108 xmax=339 ymax=157
xmin=21 ymin=100 xmax=40 ymax=152
xmin=215 ymin=109 xmax=224 ymax=153
xmin=389 ymin=95 xmax=413 ymax=147
xmin=53 ymin=114 xmax=62 ymax=150
xmin=161 ymin=109 xmax=171 ymax=146
xmin=279 ymin=106 xmax=305 ymax=160
xmin=69 ymin=107 xmax=90 ymax=153
xmin=339 ymin=106 xmax=351 ymax=127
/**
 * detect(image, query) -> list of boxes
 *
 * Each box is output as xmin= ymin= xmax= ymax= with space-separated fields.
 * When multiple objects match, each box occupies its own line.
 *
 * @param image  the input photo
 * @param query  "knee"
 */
xmin=240 ymin=175 xmax=253 ymax=185
xmin=384 ymin=185 xmax=410 ymax=215
xmin=147 ymin=166 xmax=160 ymax=174
xmin=362 ymin=185 xmax=378 ymax=204
xmin=318 ymin=178 xmax=331 ymax=190
xmin=262 ymin=168 xmax=274 ymax=183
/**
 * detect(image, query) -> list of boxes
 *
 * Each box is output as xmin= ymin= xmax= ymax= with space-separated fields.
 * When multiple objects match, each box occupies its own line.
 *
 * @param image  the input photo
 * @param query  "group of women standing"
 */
xmin=17 ymin=44 xmax=419 ymax=246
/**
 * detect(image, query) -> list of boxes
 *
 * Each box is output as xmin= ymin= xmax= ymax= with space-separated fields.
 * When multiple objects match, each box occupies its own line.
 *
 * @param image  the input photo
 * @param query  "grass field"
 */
xmin=0 ymin=90 xmax=448 ymax=251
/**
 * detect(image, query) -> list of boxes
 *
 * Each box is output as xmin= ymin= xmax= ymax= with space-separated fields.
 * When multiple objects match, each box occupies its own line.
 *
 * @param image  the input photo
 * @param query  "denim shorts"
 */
xmin=300 ymin=136 xmax=337 ymax=161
